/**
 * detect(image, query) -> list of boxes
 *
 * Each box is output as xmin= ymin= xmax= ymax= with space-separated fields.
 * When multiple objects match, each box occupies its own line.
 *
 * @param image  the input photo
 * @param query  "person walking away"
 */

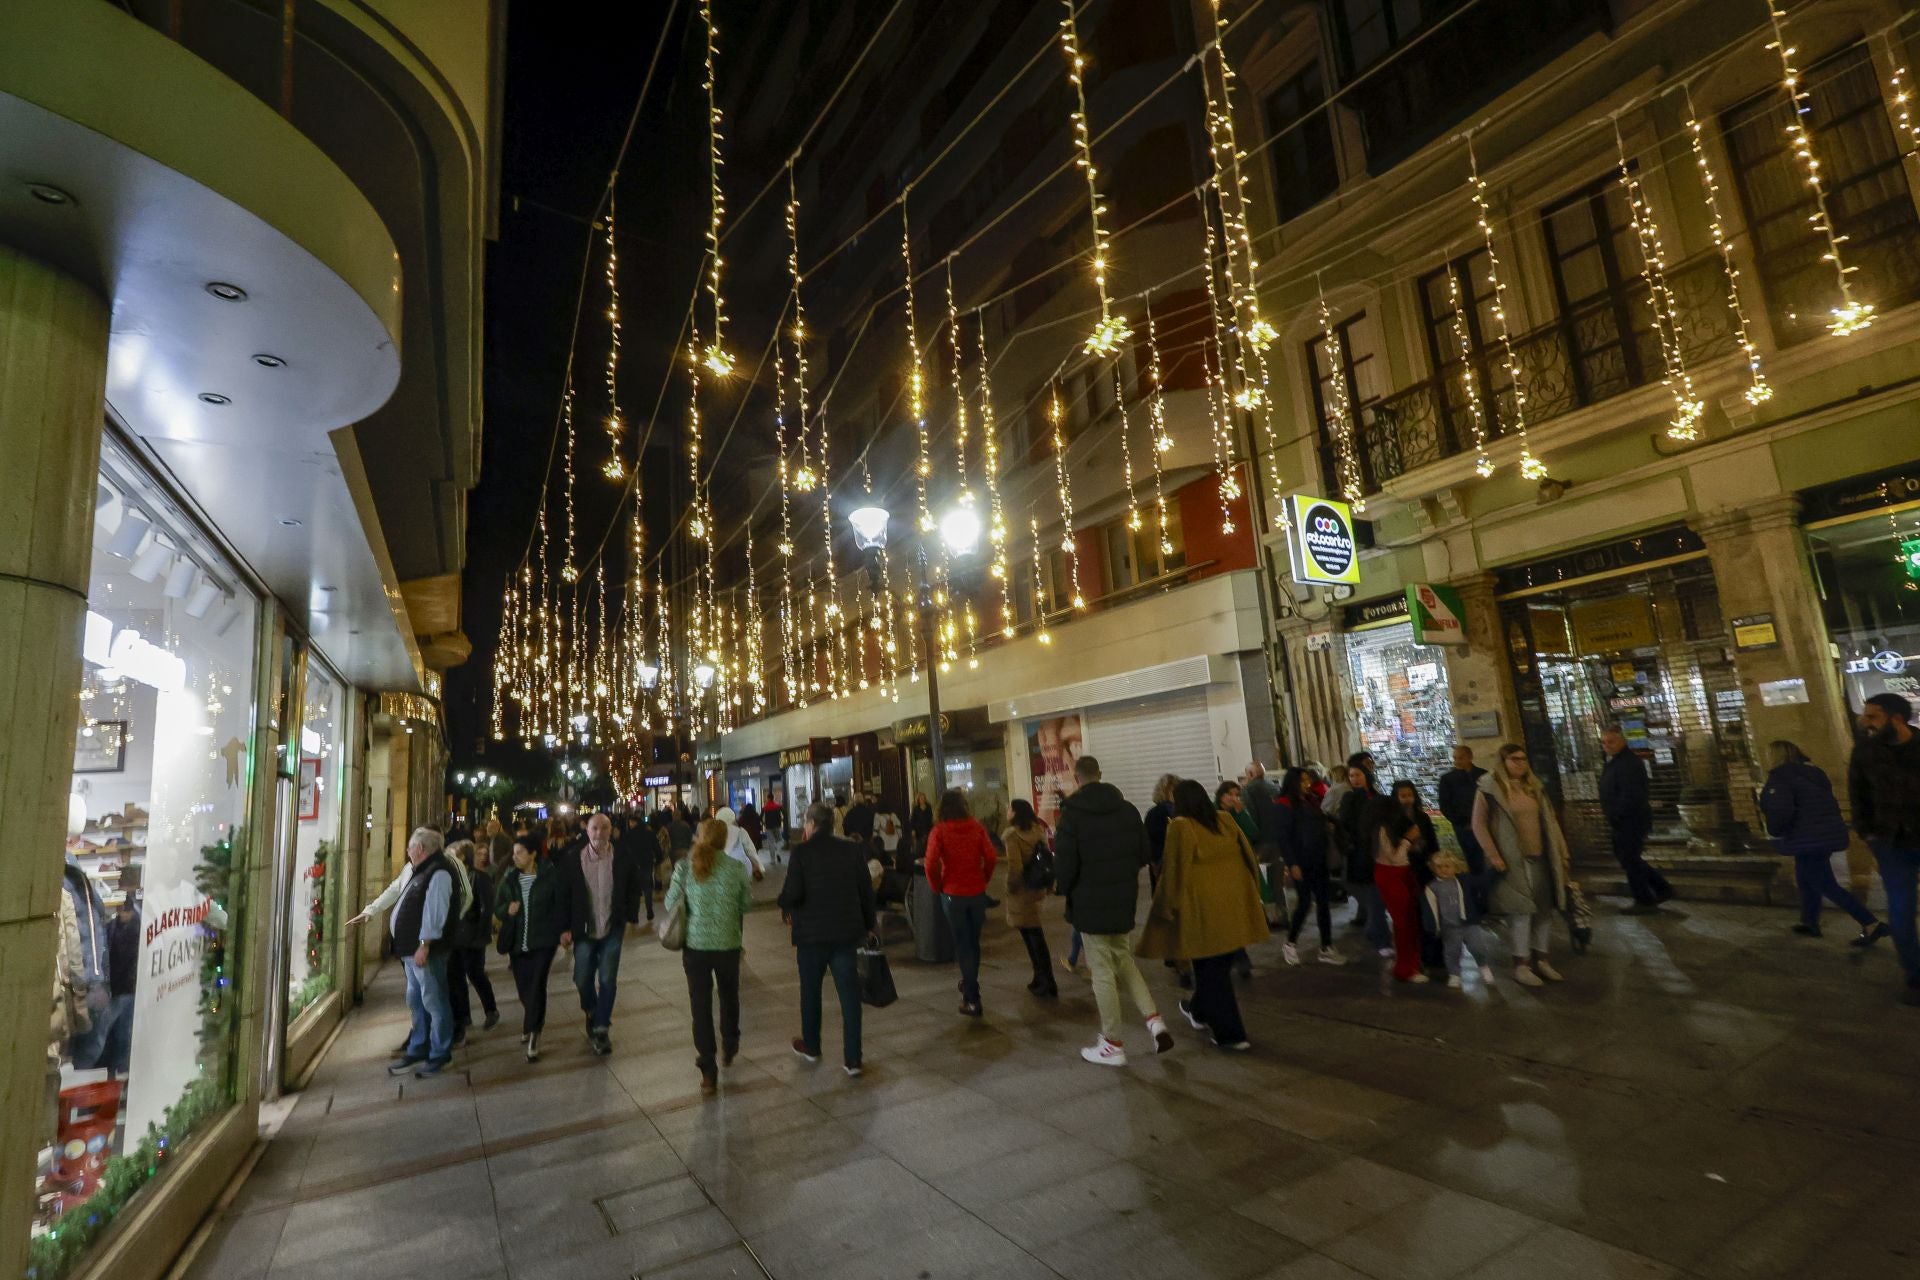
xmin=1849 ymin=693 xmax=1920 ymax=1005
xmin=1278 ymin=767 xmax=1343 ymax=965
xmin=666 ymin=808 xmax=695 ymax=865
xmin=844 ymin=790 xmax=877 ymax=844
xmin=495 ymin=836 xmax=563 ymax=1061
xmin=1214 ymin=780 xmax=1259 ymax=978
xmin=762 ymin=794 xmax=786 ymax=859
xmin=925 ymin=789 xmax=999 ymax=1017
xmin=1242 ymin=761 xmax=1285 ymax=915
xmin=714 ymin=807 xmax=767 ymax=882
xmin=1471 ymin=744 xmax=1573 ymax=988
xmin=485 ymin=817 xmax=514 ymax=873
xmin=559 ymin=812 xmax=643 ymax=1054
xmin=1761 ymin=740 xmax=1886 ymax=945
xmin=1145 ymin=774 xmax=1178 ymax=889
xmin=1138 ymin=780 xmax=1268 ymax=1049
xmin=667 ymin=819 xmax=755 ymax=1094
xmin=388 ymin=828 xmax=458 ymax=1077
xmin=1054 ymin=756 xmax=1173 ymax=1066
xmin=1001 ymin=799 xmax=1057 ymax=998
xmin=616 ymin=815 xmax=658 ymax=925
xmin=1372 ymin=788 xmax=1427 ymax=983
xmin=1337 ymin=765 xmax=1391 ymax=952
xmin=1599 ymin=727 xmax=1674 ymax=911
xmin=1419 ymin=852 xmax=1497 ymax=988
xmin=1437 ymin=746 xmax=1488 ymax=876
xmin=450 ymin=839 xmax=501 ymax=1033
xmin=778 ymin=802 xmax=877 ymax=1075
xmin=909 ymin=792 xmax=935 ymax=862
xmin=738 ymin=801 xmax=763 ymax=850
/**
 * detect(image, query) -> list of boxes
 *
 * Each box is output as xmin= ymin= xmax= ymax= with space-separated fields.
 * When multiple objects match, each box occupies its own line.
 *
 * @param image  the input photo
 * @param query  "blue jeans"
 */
xmin=403 ymin=952 xmax=453 ymax=1061
xmin=573 ymin=930 xmax=625 ymax=1030
xmin=1869 ymin=841 xmax=1920 ymax=982
xmin=942 ymin=894 xmax=989 ymax=1004
xmin=1355 ymin=883 xmax=1392 ymax=949
xmin=1793 ymin=853 xmax=1875 ymax=930
xmin=796 ymin=942 xmax=861 ymax=1066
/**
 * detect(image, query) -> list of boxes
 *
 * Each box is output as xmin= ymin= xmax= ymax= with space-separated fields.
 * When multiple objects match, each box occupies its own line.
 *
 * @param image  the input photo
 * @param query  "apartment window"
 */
xmin=1725 ymin=42 xmax=1920 ymax=348
xmin=1418 ymin=247 xmax=1514 ymax=448
xmin=1542 ymin=174 xmax=1649 ymax=404
xmin=1337 ymin=0 xmax=1423 ymax=73
xmin=1104 ymin=499 xmax=1187 ymax=590
xmin=1265 ymin=65 xmax=1340 ymax=221
xmin=1306 ymin=309 xmax=1384 ymax=492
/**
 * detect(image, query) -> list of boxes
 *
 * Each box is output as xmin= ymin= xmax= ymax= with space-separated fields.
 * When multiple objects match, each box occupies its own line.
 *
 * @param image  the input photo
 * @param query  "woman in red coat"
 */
xmin=924 ymin=788 xmax=999 ymax=1017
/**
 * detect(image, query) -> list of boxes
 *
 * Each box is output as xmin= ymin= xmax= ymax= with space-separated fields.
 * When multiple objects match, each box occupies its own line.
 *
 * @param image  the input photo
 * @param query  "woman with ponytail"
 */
xmin=665 ymin=818 xmax=755 ymax=1094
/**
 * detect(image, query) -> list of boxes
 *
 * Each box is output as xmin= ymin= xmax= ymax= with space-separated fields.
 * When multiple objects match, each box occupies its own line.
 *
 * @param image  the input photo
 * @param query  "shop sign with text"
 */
xmin=1286 ymin=494 xmax=1361 ymax=586
xmin=1407 ymin=583 xmax=1467 ymax=646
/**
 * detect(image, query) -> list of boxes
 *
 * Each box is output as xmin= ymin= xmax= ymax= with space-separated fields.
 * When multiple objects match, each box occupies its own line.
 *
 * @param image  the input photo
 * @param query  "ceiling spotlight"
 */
xmin=27 ymin=183 xmax=74 ymax=205
xmin=163 ymin=559 xmax=198 ymax=600
xmin=204 ymin=282 xmax=247 ymax=302
xmin=106 ymin=510 xmax=152 ymax=558
xmin=185 ymin=579 xmax=222 ymax=618
xmin=252 ymin=354 xmax=286 ymax=369
xmin=198 ymin=392 xmax=230 ymax=405
xmin=130 ymin=540 xmax=172 ymax=583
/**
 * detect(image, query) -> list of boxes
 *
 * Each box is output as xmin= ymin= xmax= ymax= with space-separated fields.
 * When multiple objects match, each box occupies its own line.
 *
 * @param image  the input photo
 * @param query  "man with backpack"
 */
xmin=1053 ymin=757 xmax=1173 ymax=1066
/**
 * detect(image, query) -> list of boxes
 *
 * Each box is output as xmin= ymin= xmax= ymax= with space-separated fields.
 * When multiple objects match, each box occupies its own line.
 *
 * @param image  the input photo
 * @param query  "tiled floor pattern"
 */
xmin=185 ymin=870 xmax=1920 ymax=1279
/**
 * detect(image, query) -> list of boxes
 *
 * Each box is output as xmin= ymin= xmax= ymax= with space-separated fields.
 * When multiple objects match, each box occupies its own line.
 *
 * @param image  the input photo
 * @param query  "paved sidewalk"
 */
xmin=186 ymin=873 xmax=1920 ymax=1280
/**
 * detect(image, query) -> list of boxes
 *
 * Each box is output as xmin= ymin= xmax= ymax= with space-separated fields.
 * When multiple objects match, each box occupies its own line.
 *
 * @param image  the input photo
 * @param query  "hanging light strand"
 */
xmin=1059 ymin=0 xmax=1130 ymax=357
xmin=974 ymin=309 xmax=1016 ymax=636
xmin=1113 ymin=360 xmax=1141 ymax=533
xmin=601 ymin=192 xmax=627 ymax=479
xmin=1765 ymin=2 xmax=1872 ymax=335
xmin=1681 ymin=84 xmax=1773 ymax=406
xmin=1466 ymin=133 xmax=1547 ymax=479
xmin=1444 ymin=264 xmax=1496 ymax=478
xmin=900 ymin=193 xmax=932 ymax=531
xmin=1314 ymin=278 xmax=1366 ymax=511
xmin=1197 ymin=190 xmax=1241 ymax=534
xmin=773 ymin=343 xmax=800 ymax=706
xmin=560 ymin=379 xmax=579 ymax=583
xmin=1142 ymin=296 xmax=1174 ymax=556
xmin=1029 ymin=515 xmax=1053 ymax=645
xmin=697 ymin=0 xmax=736 ymax=375
xmin=1046 ymin=382 xmax=1086 ymax=609
xmin=1613 ymin=119 xmax=1704 ymax=441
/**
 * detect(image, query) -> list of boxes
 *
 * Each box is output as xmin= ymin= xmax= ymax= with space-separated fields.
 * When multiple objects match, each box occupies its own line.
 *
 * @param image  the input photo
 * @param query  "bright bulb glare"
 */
xmin=940 ymin=504 xmax=982 ymax=556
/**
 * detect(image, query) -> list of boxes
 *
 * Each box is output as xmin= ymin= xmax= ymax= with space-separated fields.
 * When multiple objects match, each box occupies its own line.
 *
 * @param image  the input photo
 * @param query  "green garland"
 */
xmin=290 ymin=839 xmax=336 ymax=1019
xmin=194 ymin=837 xmax=234 ymax=1054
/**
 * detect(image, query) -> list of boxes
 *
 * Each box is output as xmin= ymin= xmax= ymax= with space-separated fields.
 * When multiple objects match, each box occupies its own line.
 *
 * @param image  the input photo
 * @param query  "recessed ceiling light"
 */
xmin=252 ymin=353 xmax=286 ymax=369
xmin=27 ymin=183 xmax=73 ymax=206
xmin=319 ymin=585 xmax=337 ymax=593
xmin=198 ymin=392 xmax=230 ymax=405
xmin=205 ymin=282 xmax=247 ymax=302
xmin=279 ymin=518 xmax=302 ymax=527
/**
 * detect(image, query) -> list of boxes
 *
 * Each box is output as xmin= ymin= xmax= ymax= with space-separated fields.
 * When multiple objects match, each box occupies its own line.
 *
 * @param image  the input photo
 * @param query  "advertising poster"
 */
xmin=1026 ymin=712 xmax=1083 ymax=831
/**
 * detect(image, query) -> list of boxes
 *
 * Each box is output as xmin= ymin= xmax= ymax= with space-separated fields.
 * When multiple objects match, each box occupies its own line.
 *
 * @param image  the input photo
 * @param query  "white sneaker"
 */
xmin=1445 ymin=974 xmax=1462 ymax=989
xmin=1533 ymin=959 xmax=1564 ymax=982
xmin=1081 ymin=1036 xmax=1127 ymax=1067
xmin=1478 ymin=965 xmax=1496 ymax=984
xmin=1178 ymin=1001 xmax=1206 ymax=1031
xmin=1282 ymin=942 xmax=1301 ymax=966
xmin=1513 ymin=964 xmax=1545 ymax=987
xmin=1146 ymin=1016 xmax=1174 ymax=1054
xmin=1317 ymin=948 xmax=1346 ymax=965
xmin=1377 ymin=947 xmax=1395 ymax=958
xmin=1407 ymin=973 xmax=1430 ymax=984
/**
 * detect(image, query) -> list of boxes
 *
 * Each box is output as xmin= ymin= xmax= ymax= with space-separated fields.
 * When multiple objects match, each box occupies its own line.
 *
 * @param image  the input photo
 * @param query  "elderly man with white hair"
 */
xmin=384 ymin=827 xmax=458 ymax=1077
xmin=558 ymin=812 xmax=645 ymax=1055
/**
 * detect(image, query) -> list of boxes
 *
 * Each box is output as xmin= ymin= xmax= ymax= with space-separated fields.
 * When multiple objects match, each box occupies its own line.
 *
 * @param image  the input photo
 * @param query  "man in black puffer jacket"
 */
xmin=1849 ymin=692 xmax=1920 ymax=1004
xmin=1053 ymin=756 xmax=1172 ymax=1066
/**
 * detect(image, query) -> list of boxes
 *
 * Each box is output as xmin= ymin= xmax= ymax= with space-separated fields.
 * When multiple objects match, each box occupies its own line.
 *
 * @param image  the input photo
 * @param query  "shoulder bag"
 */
xmin=658 ymin=862 xmax=688 ymax=951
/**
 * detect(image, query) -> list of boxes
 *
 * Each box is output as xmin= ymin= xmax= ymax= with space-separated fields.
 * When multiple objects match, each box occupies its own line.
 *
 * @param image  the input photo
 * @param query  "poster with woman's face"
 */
xmin=1026 ymin=713 xmax=1083 ymax=829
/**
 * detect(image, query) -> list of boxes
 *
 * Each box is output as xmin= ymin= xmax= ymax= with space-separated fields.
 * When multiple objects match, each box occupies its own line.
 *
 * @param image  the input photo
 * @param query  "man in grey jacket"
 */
xmin=1053 ymin=757 xmax=1171 ymax=1067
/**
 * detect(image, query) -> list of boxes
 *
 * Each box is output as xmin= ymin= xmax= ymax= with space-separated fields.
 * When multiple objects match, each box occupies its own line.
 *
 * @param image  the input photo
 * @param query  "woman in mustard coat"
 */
xmin=1137 ymin=779 xmax=1268 ymax=1049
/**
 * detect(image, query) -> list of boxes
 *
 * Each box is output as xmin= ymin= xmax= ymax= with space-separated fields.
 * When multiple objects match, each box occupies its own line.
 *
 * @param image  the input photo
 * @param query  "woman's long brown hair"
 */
xmin=691 ymin=818 xmax=728 ymax=882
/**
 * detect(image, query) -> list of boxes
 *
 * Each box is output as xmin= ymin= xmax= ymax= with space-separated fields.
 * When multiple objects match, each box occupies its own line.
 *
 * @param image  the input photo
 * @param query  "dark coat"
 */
xmin=1052 ymin=781 xmax=1148 ymax=935
xmin=843 ymin=802 xmax=876 ymax=842
xmin=1436 ymin=766 xmax=1486 ymax=831
xmin=1276 ymin=794 xmax=1332 ymax=869
xmin=1848 ymin=731 xmax=1920 ymax=845
xmin=1336 ymin=787 xmax=1388 ymax=885
xmin=1599 ymin=749 xmax=1653 ymax=838
xmin=1145 ymin=800 xmax=1174 ymax=870
xmin=1760 ymin=761 xmax=1851 ymax=857
xmin=777 ymin=833 xmax=877 ymax=947
xmin=1242 ymin=774 xmax=1282 ymax=847
xmin=557 ymin=842 xmax=645 ymax=940
xmin=1384 ymin=805 xmax=1440 ymax=885
xmin=493 ymin=862 xmax=566 ymax=952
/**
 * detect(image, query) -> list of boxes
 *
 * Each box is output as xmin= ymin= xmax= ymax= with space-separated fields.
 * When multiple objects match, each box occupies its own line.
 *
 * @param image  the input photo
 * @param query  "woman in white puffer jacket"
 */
xmin=713 ymin=808 xmax=765 ymax=882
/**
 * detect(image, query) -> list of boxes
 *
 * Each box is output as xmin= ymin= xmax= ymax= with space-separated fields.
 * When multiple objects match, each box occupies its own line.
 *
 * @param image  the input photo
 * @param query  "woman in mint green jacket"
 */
xmin=665 ymin=818 xmax=755 ymax=1093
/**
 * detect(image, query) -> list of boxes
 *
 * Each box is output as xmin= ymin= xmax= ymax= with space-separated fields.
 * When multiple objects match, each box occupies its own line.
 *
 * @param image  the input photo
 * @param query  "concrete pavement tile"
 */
xmin=180 ymin=1205 xmax=288 ymax=1280
xmin=1040 ymin=1208 xmax=1309 ymax=1280
xmin=1230 ymin=1156 xmax=1435 ymax=1247
xmin=1476 ymin=1225 xmax=1686 ymax=1279
xmin=1317 ymin=1186 xmax=1543 ymax=1280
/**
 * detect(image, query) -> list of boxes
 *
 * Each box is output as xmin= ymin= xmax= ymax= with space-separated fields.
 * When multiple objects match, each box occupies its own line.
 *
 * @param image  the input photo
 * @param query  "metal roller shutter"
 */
xmin=1083 ymin=686 xmax=1220 ymax=814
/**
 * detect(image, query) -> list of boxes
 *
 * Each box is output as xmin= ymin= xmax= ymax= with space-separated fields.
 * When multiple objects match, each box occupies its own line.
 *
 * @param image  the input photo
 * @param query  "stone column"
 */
xmin=1694 ymin=497 xmax=1868 ymax=890
xmin=1440 ymin=572 xmax=1524 ymax=762
xmin=0 ymin=244 xmax=109 ymax=1274
xmin=1273 ymin=613 xmax=1353 ymax=770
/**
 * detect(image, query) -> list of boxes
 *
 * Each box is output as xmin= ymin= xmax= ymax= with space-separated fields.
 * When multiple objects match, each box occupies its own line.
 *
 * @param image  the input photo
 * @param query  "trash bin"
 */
xmin=906 ymin=870 xmax=953 ymax=963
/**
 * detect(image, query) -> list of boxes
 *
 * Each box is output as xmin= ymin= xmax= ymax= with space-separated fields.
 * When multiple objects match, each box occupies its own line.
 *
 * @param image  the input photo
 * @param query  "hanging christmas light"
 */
xmin=773 ymin=341 xmax=800 ymax=706
xmin=1046 ymin=382 xmax=1086 ymax=609
xmin=900 ymin=193 xmax=932 ymax=531
xmin=1681 ymin=83 xmax=1772 ymax=407
xmin=1197 ymin=191 xmax=1241 ymax=534
xmin=974 ymin=309 xmax=1015 ymax=637
xmin=1314 ymin=280 xmax=1366 ymax=511
xmin=560 ymin=379 xmax=579 ymax=583
xmin=1890 ymin=56 xmax=1920 ymax=155
xmin=1765 ymin=2 xmax=1872 ymax=336
xmin=1059 ymin=0 xmax=1130 ymax=357
xmin=697 ymin=0 xmax=736 ymax=375
xmin=1444 ymin=264 xmax=1496 ymax=478
xmin=1030 ymin=515 xmax=1052 ymax=645
xmin=1613 ymin=119 xmax=1704 ymax=442
xmin=743 ymin=520 xmax=765 ymax=717
xmin=1142 ymin=295 xmax=1174 ymax=556
xmin=1113 ymin=361 xmax=1141 ymax=533
xmin=1466 ymin=133 xmax=1547 ymax=479
xmin=601 ymin=193 xmax=627 ymax=480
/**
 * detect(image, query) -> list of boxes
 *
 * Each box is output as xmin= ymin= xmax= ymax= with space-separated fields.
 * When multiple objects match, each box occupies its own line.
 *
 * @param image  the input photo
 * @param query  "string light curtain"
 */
xmin=1612 ymin=118 xmax=1704 ymax=441
xmin=1681 ymin=82 xmax=1771 ymax=407
xmin=1465 ymin=133 xmax=1547 ymax=480
xmin=1059 ymin=0 xmax=1130 ymax=357
xmin=1764 ymin=1 xmax=1872 ymax=335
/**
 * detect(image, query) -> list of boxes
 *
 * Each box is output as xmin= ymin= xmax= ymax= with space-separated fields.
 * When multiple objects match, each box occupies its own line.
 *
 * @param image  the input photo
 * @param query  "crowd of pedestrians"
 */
xmin=358 ymin=694 xmax=1920 ymax=1088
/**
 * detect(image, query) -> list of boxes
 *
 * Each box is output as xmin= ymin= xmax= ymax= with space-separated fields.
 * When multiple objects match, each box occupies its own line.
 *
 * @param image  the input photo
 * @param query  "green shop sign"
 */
xmin=1407 ymin=582 xmax=1467 ymax=646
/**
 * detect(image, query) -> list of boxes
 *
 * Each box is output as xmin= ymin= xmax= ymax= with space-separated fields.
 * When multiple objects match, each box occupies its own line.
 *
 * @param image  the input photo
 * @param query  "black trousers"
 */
xmin=682 ymin=947 xmax=742 ymax=1073
xmin=509 ymin=946 xmax=555 ymax=1036
xmin=1018 ymin=926 xmax=1055 ymax=989
xmin=1189 ymin=952 xmax=1247 ymax=1045
xmin=1610 ymin=829 xmax=1672 ymax=905
xmin=448 ymin=947 xmax=498 ymax=1026
xmin=1287 ymin=863 xmax=1333 ymax=947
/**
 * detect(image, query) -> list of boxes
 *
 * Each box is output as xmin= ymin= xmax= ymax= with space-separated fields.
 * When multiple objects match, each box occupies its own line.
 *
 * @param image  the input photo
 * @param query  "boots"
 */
xmin=1022 ymin=929 xmax=1058 ymax=998
xmin=525 ymin=1031 xmax=540 ymax=1063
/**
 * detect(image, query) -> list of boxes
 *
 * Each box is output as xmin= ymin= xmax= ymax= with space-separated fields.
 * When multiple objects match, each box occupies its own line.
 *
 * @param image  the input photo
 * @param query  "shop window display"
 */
xmin=1810 ymin=501 xmax=1920 ymax=717
xmin=288 ymin=660 xmax=346 ymax=1020
xmin=1343 ymin=621 xmax=1458 ymax=805
xmin=33 ymin=439 xmax=257 ymax=1278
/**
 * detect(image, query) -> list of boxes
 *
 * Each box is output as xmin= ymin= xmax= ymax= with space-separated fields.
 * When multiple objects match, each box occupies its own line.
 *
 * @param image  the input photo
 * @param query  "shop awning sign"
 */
xmin=1286 ymin=494 xmax=1361 ymax=586
xmin=1406 ymin=583 xmax=1467 ymax=646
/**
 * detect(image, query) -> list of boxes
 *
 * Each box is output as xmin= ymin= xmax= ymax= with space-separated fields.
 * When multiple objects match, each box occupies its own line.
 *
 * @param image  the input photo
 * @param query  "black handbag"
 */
xmin=857 ymin=944 xmax=897 ymax=1008
xmin=1021 ymin=838 xmax=1056 ymax=892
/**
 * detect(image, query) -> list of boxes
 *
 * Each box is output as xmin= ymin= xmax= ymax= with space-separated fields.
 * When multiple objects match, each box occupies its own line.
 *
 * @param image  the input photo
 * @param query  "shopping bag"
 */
xmin=657 ymin=895 xmax=687 ymax=952
xmin=857 ymin=945 xmax=897 ymax=1008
